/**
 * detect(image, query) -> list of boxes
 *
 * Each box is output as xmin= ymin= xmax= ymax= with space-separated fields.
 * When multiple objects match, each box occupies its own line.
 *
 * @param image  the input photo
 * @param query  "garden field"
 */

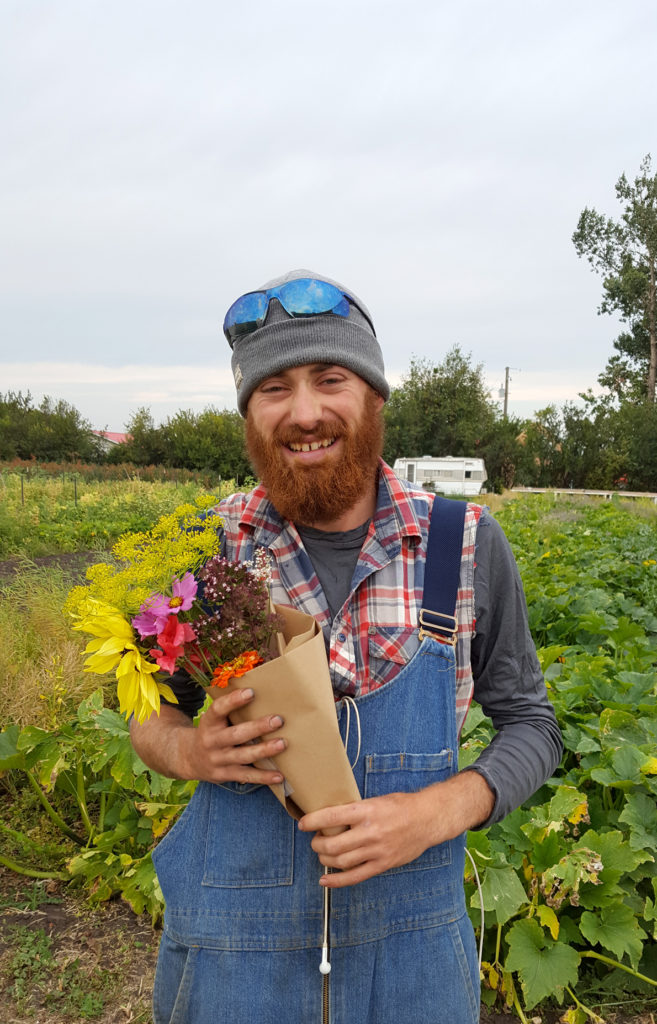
xmin=1 ymin=476 xmax=656 ymax=1023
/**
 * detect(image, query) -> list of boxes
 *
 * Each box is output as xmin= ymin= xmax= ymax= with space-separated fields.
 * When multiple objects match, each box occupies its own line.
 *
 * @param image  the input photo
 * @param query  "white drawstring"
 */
xmin=341 ymin=695 xmax=361 ymax=769
xmin=465 ymin=846 xmax=485 ymax=969
xmin=320 ymin=884 xmax=331 ymax=974
xmin=317 ymin=699 xmax=361 ymax=975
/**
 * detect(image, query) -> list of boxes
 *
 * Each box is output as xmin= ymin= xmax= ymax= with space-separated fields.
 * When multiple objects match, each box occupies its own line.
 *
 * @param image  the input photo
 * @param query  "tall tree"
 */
xmin=573 ymin=154 xmax=657 ymax=401
xmin=383 ymin=347 xmax=495 ymax=465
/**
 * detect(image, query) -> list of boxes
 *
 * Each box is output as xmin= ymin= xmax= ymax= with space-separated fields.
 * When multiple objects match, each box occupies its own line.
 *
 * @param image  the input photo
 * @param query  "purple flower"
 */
xmin=131 ymin=572 xmax=198 ymax=638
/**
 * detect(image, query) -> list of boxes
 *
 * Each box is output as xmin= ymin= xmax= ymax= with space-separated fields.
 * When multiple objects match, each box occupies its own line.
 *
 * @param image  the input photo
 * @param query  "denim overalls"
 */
xmin=152 ymin=501 xmax=480 ymax=1024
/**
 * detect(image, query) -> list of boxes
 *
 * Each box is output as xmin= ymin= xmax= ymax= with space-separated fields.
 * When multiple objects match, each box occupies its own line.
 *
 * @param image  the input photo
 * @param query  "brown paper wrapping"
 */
xmin=219 ymin=603 xmax=361 ymax=820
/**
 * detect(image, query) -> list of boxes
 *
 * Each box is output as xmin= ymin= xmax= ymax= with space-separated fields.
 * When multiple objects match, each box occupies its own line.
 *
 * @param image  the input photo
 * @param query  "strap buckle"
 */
xmin=418 ymin=608 xmax=458 ymax=647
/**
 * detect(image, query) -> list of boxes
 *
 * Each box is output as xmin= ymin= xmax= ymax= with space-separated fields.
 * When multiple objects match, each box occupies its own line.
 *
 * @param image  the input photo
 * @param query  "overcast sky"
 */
xmin=1 ymin=0 xmax=655 ymax=431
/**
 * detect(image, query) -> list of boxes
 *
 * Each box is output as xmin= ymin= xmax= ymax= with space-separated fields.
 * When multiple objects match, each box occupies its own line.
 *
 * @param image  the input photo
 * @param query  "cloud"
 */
xmin=0 ymin=361 xmax=239 ymax=428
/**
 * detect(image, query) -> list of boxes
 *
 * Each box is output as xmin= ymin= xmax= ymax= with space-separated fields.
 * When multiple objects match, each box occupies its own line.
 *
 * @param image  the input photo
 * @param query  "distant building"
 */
xmin=392 ymin=455 xmax=487 ymax=496
xmin=92 ymin=430 xmax=131 ymax=453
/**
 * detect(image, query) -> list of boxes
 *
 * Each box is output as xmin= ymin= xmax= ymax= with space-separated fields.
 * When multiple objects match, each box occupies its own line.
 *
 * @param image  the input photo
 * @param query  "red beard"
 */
xmin=245 ymin=389 xmax=384 ymax=525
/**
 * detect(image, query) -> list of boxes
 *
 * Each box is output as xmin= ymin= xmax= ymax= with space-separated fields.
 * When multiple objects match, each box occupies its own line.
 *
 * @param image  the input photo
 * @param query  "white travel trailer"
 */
xmin=392 ymin=456 xmax=487 ymax=496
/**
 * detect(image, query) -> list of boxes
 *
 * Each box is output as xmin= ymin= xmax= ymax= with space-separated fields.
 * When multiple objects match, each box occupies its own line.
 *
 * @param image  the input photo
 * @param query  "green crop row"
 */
xmin=461 ymin=496 xmax=657 ymax=1021
xmin=0 ymin=473 xmax=247 ymax=557
xmin=0 ymin=494 xmax=656 ymax=1020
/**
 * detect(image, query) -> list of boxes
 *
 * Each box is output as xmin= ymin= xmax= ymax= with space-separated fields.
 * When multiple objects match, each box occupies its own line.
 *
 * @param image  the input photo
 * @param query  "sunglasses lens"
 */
xmin=223 ymin=279 xmax=353 ymax=344
xmin=223 ymin=292 xmax=269 ymax=344
xmin=277 ymin=278 xmax=350 ymax=318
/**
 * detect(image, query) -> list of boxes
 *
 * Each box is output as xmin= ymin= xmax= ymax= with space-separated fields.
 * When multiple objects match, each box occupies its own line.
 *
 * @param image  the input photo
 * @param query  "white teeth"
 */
xmin=288 ymin=438 xmax=335 ymax=452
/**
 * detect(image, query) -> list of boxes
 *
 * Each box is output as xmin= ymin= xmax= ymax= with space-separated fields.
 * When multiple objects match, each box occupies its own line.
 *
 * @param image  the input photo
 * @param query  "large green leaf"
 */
xmin=579 ymin=903 xmax=644 ymax=968
xmin=619 ymin=792 xmax=657 ymax=853
xmin=0 ymin=724 xmax=23 ymax=770
xmin=599 ymin=708 xmax=648 ymax=747
xmin=471 ymin=865 xmax=529 ymax=925
xmin=505 ymin=919 xmax=580 ymax=1010
xmin=576 ymin=829 xmax=648 ymax=876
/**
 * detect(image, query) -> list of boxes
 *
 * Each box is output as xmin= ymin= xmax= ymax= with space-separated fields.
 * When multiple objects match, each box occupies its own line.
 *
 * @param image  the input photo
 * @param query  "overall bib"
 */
xmin=151 ymin=500 xmax=480 ymax=1024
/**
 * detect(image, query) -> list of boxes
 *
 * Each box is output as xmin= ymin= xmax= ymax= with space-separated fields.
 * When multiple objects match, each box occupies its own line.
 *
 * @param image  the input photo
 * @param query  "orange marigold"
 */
xmin=211 ymin=650 xmax=264 ymax=688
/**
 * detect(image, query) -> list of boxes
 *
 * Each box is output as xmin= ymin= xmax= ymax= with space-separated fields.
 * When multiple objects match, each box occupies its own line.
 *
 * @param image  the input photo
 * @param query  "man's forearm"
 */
xmin=417 ymin=768 xmax=496 ymax=844
xmin=130 ymin=705 xmax=196 ymax=779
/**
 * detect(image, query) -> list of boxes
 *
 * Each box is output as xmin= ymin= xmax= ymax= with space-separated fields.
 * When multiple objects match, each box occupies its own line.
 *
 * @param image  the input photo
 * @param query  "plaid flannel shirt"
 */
xmin=216 ymin=460 xmax=482 ymax=734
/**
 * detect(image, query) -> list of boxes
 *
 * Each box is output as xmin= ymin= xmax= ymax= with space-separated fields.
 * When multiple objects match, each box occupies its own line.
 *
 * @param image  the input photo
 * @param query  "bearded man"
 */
xmin=130 ymin=269 xmax=562 ymax=1024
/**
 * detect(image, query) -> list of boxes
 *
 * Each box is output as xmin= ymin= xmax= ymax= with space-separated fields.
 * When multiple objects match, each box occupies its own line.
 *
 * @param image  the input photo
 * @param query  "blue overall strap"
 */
xmin=419 ymin=495 xmax=467 ymax=646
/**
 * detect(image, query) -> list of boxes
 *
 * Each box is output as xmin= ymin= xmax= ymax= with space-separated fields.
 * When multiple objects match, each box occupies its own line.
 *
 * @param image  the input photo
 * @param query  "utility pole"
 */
xmin=498 ymin=366 xmax=519 ymax=419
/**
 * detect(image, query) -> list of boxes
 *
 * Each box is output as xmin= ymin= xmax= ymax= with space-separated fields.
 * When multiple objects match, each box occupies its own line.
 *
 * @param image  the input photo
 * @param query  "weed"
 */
xmin=5 ymin=925 xmax=54 ymax=1008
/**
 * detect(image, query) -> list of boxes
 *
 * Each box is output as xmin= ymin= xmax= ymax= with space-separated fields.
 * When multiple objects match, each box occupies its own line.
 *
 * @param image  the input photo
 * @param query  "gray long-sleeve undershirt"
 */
xmin=465 ymin=510 xmax=562 ymax=824
xmin=298 ymin=509 xmax=562 ymax=826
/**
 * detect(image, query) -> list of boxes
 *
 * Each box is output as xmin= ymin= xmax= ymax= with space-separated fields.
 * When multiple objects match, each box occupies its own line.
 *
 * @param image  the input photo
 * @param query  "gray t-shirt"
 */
xmin=297 ymin=521 xmax=371 ymax=621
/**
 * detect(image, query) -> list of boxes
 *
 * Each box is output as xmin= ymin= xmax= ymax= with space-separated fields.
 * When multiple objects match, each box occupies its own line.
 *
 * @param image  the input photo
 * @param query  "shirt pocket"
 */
xmin=202 ymin=782 xmax=294 ymax=888
xmin=367 ymin=625 xmax=419 ymax=666
xmin=363 ymin=750 xmax=454 ymax=874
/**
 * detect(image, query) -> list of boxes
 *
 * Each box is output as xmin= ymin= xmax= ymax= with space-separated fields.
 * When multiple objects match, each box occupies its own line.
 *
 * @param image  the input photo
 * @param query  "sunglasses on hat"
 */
xmin=223 ymin=277 xmax=370 ymax=346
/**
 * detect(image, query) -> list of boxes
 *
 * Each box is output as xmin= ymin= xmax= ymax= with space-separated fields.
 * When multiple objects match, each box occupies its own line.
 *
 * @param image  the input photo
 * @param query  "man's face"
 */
xmin=245 ymin=363 xmax=384 ymax=525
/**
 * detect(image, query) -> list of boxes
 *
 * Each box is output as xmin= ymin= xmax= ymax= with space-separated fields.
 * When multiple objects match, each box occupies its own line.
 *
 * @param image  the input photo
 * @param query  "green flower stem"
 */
xmin=25 ymin=770 xmax=83 ymax=845
xmin=180 ymin=654 xmax=211 ymax=687
xmin=98 ymin=787 xmax=107 ymax=834
xmin=104 ymin=778 xmax=120 ymax=819
xmin=75 ymin=754 xmax=94 ymax=838
xmin=0 ymin=852 xmax=68 ymax=881
xmin=565 ymin=985 xmax=605 ymax=1023
xmin=495 ymin=924 xmax=502 ymax=964
xmin=511 ymin=986 xmax=529 ymax=1024
xmin=0 ymin=822 xmax=63 ymax=859
xmin=581 ymin=951 xmax=657 ymax=988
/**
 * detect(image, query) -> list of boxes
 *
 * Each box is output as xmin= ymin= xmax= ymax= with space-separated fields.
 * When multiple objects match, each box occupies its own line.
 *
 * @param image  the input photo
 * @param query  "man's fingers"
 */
xmin=217 ymin=714 xmax=284 ymax=749
xmin=299 ymin=802 xmax=360 ymax=834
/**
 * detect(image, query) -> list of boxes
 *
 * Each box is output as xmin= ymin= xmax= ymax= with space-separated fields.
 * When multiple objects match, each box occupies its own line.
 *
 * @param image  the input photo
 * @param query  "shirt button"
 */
xmin=337 ymin=633 xmax=346 ymax=643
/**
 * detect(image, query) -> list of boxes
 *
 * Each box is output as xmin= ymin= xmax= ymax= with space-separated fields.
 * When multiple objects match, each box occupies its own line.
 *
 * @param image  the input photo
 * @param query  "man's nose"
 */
xmin=288 ymin=382 xmax=323 ymax=429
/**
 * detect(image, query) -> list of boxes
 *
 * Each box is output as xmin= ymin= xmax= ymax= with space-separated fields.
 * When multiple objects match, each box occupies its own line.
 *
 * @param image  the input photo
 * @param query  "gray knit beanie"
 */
xmin=225 ymin=269 xmax=390 ymax=416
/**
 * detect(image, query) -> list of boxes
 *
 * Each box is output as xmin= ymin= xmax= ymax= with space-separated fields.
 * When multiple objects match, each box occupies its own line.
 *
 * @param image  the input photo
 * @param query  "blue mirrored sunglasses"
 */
xmin=223 ymin=278 xmax=361 ymax=346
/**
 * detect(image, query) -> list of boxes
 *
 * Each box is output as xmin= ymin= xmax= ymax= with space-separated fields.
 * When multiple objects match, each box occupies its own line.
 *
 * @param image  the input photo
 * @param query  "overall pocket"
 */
xmin=363 ymin=750 xmax=454 ymax=873
xmin=202 ymin=782 xmax=294 ymax=888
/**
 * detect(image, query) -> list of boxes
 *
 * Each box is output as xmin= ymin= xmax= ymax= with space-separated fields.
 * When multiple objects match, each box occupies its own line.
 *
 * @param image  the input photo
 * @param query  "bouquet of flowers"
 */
xmin=72 ymin=548 xmax=282 ymax=723
xmin=67 ymin=499 xmax=361 ymax=818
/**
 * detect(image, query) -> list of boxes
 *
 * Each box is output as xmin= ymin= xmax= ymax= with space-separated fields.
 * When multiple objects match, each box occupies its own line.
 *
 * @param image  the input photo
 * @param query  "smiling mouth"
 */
xmin=286 ymin=438 xmax=336 ymax=453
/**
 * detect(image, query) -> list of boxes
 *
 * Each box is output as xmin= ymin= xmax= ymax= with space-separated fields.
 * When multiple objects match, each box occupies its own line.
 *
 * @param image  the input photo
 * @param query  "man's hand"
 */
xmin=298 ymin=770 xmax=495 ymax=888
xmin=129 ymin=686 xmax=287 ymax=786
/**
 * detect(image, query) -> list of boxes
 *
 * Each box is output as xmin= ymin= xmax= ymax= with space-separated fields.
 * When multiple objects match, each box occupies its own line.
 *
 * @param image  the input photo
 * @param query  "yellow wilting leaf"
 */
xmin=641 ymin=756 xmax=657 ymax=775
xmin=568 ymin=800 xmax=589 ymax=824
xmin=560 ymin=1007 xmax=586 ymax=1023
xmin=535 ymin=903 xmax=560 ymax=940
xmin=488 ymin=966 xmax=500 ymax=990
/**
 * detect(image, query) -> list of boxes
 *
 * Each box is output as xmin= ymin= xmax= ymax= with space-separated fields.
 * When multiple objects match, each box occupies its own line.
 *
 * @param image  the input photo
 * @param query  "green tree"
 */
xmin=162 ymin=408 xmax=250 ymax=479
xmin=383 ymin=347 xmax=495 ymax=465
xmin=0 ymin=391 xmax=100 ymax=462
xmin=514 ymin=406 xmax=565 ymax=487
xmin=477 ymin=414 xmax=525 ymax=493
xmin=573 ymin=154 xmax=657 ymax=401
xmin=120 ymin=407 xmax=167 ymax=466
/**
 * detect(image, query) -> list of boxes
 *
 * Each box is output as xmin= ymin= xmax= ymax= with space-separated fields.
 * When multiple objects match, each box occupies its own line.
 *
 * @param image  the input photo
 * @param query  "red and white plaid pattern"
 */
xmin=215 ymin=461 xmax=482 ymax=735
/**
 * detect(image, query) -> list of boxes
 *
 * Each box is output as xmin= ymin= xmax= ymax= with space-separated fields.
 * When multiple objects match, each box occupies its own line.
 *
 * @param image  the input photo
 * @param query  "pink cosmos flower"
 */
xmin=132 ymin=572 xmax=198 ymax=638
xmin=149 ymin=615 xmax=197 ymax=674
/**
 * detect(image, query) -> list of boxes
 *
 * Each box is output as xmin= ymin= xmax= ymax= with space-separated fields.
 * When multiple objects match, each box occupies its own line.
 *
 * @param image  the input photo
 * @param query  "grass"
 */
xmin=0 ymin=563 xmax=107 ymax=731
